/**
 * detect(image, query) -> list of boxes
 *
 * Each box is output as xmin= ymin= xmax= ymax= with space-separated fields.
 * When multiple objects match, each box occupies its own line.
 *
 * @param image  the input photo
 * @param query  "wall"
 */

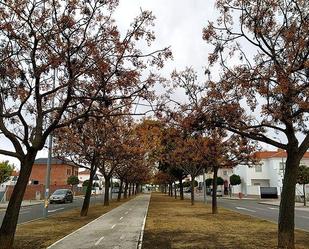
xmin=5 ymin=184 xmax=84 ymax=201
xmin=30 ymin=164 xmax=78 ymax=186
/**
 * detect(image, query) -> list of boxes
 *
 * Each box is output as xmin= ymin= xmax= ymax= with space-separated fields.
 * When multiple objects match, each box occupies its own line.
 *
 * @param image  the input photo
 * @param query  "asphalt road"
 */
xmin=186 ymin=193 xmax=309 ymax=231
xmin=0 ymin=194 xmax=119 ymax=225
xmin=47 ymin=194 xmax=150 ymax=249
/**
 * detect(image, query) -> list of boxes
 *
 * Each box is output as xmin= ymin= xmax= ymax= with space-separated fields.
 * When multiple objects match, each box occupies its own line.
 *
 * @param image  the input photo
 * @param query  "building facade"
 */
xmin=196 ymin=149 xmax=309 ymax=198
xmin=29 ymin=158 xmax=79 ymax=186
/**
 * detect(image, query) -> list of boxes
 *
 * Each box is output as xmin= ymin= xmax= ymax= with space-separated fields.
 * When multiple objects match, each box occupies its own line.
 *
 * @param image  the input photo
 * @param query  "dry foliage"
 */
xmin=143 ymin=193 xmax=309 ymax=249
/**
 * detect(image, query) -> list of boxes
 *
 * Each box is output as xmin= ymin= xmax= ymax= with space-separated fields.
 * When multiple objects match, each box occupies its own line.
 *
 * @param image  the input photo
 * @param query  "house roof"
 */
xmin=79 ymin=169 xmax=91 ymax=175
xmin=79 ymin=170 xmax=102 ymax=177
xmin=255 ymin=150 xmax=309 ymax=159
xmin=33 ymin=158 xmax=78 ymax=167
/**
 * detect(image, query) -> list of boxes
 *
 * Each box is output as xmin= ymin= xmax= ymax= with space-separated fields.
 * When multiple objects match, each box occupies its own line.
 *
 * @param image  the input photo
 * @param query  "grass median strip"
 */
xmin=142 ymin=193 xmax=309 ymax=249
xmin=13 ymin=197 xmax=133 ymax=249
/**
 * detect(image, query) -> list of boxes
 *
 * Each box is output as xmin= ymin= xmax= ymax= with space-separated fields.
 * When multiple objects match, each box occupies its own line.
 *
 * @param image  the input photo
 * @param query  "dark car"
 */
xmin=49 ymin=189 xmax=73 ymax=204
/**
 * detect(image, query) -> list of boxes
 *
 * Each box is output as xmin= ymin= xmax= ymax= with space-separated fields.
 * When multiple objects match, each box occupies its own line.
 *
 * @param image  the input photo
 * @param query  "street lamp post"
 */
xmin=43 ymin=69 xmax=56 ymax=218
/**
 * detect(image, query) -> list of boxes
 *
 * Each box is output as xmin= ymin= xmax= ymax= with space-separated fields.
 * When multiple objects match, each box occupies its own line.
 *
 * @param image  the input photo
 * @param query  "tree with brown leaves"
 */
xmin=0 ymin=0 xmax=171 ymax=247
xmin=201 ymin=1 xmax=309 ymax=248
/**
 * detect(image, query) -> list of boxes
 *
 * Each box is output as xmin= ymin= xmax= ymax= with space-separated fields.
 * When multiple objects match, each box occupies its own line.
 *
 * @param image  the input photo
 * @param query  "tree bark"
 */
xmin=80 ymin=166 xmax=96 ymax=216
xmin=128 ymin=183 xmax=132 ymax=197
xmin=132 ymin=183 xmax=135 ymax=195
xmin=179 ymin=178 xmax=184 ymax=200
xmin=135 ymin=183 xmax=139 ymax=194
xmin=0 ymin=154 xmax=36 ymax=249
xmin=303 ymin=184 xmax=306 ymax=207
xmin=103 ymin=177 xmax=110 ymax=206
xmin=212 ymin=167 xmax=218 ymax=214
xmin=170 ymin=183 xmax=173 ymax=197
xmin=174 ymin=182 xmax=177 ymax=199
xmin=124 ymin=181 xmax=128 ymax=199
xmin=190 ymin=177 xmax=195 ymax=205
xmin=117 ymin=179 xmax=123 ymax=201
xmin=278 ymin=151 xmax=299 ymax=249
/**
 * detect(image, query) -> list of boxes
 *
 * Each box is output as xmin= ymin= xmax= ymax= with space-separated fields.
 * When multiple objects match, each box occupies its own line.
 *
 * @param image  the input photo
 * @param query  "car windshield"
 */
xmin=53 ymin=189 xmax=67 ymax=195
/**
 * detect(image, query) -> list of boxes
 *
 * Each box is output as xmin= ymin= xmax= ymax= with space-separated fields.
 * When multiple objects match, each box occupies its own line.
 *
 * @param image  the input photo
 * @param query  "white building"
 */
xmin=196 ymin=149 xmax=309 ymax=198
xmin=232 ymin=150 xmax=309 ymax=198
xmin=78 ymin=169 xmax=104 ymax=194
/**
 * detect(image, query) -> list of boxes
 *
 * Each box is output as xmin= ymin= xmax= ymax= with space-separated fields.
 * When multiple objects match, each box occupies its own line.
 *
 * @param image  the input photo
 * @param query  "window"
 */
xmin=223 ymin=170 xmax=227 ymax=176
xmin=67 ymin=169 xmax=71 ymax=175
xmin=255 ymin=165 xmax=262 ymax=172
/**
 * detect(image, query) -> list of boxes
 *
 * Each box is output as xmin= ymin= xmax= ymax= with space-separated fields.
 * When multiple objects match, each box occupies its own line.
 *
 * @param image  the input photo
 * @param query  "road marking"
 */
xmin=119 ymin=216 xmax=123 ymax=220
xmin=48 ymin=207 xmax=65 ymax=213
xmin=111 ymin=224 xmax=116 ymax=229
xmin=235 ymin=207 xmax=256 ymax=212
xmin=268 ymin=207 xmax=279 ymax=210
xmin=253 ymin=207 xmax=267 ymax=211
xmin=94 ymin=236 xmax=104 ymax=246
xmin=299 ymin=216 xmax=309 ymax=219
xmin=19 ymin=211 xmax=30 ymax=214
xmin=125 ymin=211 xmax=129 ymax=215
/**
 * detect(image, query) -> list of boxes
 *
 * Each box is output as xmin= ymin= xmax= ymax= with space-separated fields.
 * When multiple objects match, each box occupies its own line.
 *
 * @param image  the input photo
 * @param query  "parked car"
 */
xmin=49 ymin=189 xmax=73 ymax=204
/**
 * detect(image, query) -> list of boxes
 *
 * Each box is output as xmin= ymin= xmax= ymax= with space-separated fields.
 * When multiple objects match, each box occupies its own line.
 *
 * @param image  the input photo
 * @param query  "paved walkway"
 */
xmin=48 ymin=194 xmax=150 ymax=249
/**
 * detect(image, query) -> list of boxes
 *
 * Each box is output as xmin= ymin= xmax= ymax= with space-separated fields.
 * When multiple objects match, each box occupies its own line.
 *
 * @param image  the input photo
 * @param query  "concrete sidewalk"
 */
xmin=48 ymin=194 xmax=150 ymax=249
xmin=0 ymin=200 xmax=43 ymax=209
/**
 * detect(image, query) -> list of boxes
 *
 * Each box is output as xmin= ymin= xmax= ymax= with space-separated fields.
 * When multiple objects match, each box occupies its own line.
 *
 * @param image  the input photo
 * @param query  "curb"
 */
xmin=137 ymin=194 xmax=151 ymax=249
xmin=258 ymin=202 xmax=280 ymax=207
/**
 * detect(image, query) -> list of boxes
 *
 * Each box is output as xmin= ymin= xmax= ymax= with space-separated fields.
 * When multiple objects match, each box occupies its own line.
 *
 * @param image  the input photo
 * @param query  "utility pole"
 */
xmin=43 ymin=68 xmax=56 ymax=217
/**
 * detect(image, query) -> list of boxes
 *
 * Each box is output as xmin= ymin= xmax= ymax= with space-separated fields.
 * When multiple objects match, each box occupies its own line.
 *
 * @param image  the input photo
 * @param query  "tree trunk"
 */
xmin=132 ymin=183 xmax=135 ymax=195
xmin=135 ymin=183 xmax=139 ymax=194
xmin=104 ymin=177 xmax=110 ymax=206
xmin=303 ymin=184 xmax=306 ymax=207
xmin=212 ymin=167 xmax=218 ymax=214
xmin=179 ymin=178 xmax=184 ymax=200
xmin=80 ymin=166 xmax=96 ymax=216
xmin=174 ymin=182 xmax=177 ymax=199
xmin=128 ymin=183 xmax=132 ymax=197
xmin=190 ymin=177 xmax=195 ymax=205
xmin=0 ymin=154 xmax=36 ymax=249
xmin=278 ymin=151 xmax=299 ymax=249
xmin=124 ymin=181 xmax=128 ymax=199
xmin=117 ymin=179 xmax=123 ymax=202
xmin=168 ymin=184 xmax=170 ymax=196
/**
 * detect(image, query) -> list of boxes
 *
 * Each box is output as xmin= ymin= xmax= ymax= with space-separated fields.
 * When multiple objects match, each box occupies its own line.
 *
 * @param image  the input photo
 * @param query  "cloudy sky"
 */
xmin=2 ymin=0 xmax=280 ymax=168
xmin=1 ymin=0 xmax=222 ymax=167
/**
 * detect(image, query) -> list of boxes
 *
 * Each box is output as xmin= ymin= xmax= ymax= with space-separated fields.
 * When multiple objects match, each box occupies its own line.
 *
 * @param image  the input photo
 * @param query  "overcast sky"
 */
xmin=0 ymin=0 xmax=277 ymax=168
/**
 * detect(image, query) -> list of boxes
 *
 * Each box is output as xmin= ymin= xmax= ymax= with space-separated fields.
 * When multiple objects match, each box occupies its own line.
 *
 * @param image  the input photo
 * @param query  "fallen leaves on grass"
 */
xmin=143 ymin=193 xmax=309 ymax=249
